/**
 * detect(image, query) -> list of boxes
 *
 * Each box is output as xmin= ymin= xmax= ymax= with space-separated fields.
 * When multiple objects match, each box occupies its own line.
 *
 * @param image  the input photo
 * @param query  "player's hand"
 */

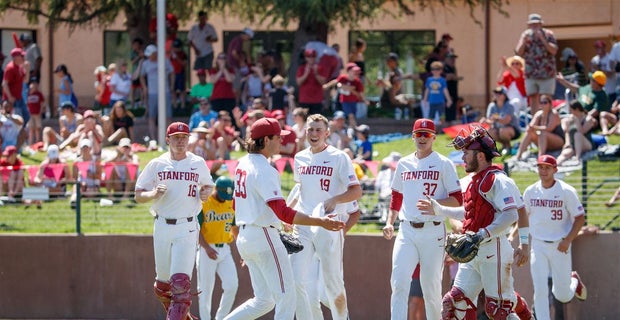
xmin=320 ymin=214 xmax=345 ymax=231
xmin=323 ymin=198 xmax=337 ymax=214
xmin=514 ymin=244 xmax=530 ymax=267
xmin=282 ymin=223 xmax=293 ymax=233
xmin=206 ymin=246 xmax=218 ymax=260
xmin=416 ymin=195 xmax=437 ymax=215
xmin=153 ymin=184 xmax=167 ymax=199
xmin=199 ymin=185 xmax=212 ymax=201
xmin=557 ymin=239 xmax=570 ymax=254
xmin=382 ymin=224 xmax=394 ymax=240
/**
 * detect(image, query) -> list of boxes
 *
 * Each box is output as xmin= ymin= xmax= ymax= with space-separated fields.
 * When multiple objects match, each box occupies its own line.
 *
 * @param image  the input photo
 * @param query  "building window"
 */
xmin=349 ymin=30 xmax=436 ymax=96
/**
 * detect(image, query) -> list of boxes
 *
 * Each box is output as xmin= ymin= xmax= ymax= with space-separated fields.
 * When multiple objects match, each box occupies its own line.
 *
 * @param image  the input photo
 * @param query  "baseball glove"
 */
xmin=280 ymin=231 xmax=304 ymax=254
xmin=445 ymin=231 xmax=483 ymax=263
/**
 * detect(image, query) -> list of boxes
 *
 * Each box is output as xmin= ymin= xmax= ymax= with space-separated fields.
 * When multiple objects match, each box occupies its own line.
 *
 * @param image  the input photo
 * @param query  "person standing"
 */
xmin=109 ymin=60 xmax=132 ymax=108
xmin=188 ymin=11 xmax=218 ymax=71
xmin=296 ymin=48 xmax=328 ymax=115
xmin=515 ymin=13 xmax=558 ymax=114
xmin=54 ymin=64 xmax=75 ymax=109
xmin=523 ymin=155 xmax=587 ymax=320
xmin=422 ymin=61 xmax=452 ymax=126
xmin=443 ymin=52 xmax=462 ymax=125
xmin=382 ymin=118 xmax=462 ymax=320
xmin=134 ymin=122 xmax=214 ymax=320
xmin=224 ymin=117 xmax=345 ymax=320
xmin=419 ymin=124 xmax=526 ymax=319
xmin=2 ymin=48 xmax=30 ymax=127
xmin=19 ymin=33 xmax=42 ymax=80
xmin=140 ymin=44 xmax=174 ymax=140
xmin=196 ymin=176 xmax=239 ymax=320
xmin=590 ymin=40 xmax=617 ymax=102
xmin=291 ymin=114 xmax=362 ymax=320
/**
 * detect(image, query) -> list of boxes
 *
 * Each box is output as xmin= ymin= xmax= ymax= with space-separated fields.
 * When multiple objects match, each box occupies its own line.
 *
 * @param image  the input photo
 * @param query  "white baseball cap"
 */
xmin=47 ymin=145 xmax=59 ymax=159
xmin=119 ymin=138 xmax=131 ymax=148
xmin=79 ymin=139 xmax=92 ymax=149
xmin=144 ymin=45 xmax=157 ymax=57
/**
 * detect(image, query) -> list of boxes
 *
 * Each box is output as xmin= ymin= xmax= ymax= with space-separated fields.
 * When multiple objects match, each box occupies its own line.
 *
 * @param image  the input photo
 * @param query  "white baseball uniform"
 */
xmin=135 ymin=151 xmax=213 ymax=282
xmin=291 ymin=145 xmax=360 ymax=320
xmin=389 ymin=151 xmax=461 ymax=320
xmin=451 ymin=166 xmax=522 ymax=320
xmin=225 ymin=153 xmax=296 ymax=320
xmin=523 ymin=179 xmax=585 ymax=320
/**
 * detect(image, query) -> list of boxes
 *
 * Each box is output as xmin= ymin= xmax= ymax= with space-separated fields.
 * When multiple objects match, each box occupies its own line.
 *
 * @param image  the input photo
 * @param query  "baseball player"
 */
xmin=196 ymin=176 xmax=239 ymax=320
xmin=224 ymin=117 xmax=345 ymax=320
xmin=135 ymin=122 xmax=214 ymax=320
xmin=291 ymin=114 xmax=362 ymax=320
xmin=418 ymin=124 xmax=524 ymax=319
xmin=523 ymin=155 xmax=587 ymax=320
xmin=382 ymin=118 xmax=462 ymax=320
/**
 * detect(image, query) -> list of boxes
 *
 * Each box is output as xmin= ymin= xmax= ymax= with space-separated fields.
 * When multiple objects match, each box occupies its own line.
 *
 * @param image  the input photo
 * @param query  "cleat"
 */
xmin=572 ymin=271 xmax=587 ymax=301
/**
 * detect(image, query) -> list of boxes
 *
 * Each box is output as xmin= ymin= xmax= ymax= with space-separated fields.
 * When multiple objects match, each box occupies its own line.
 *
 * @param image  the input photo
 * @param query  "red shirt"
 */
xmin=337 ymin=74 xmax=364 ymax=103
xmin=0 ymin=158 xmax=22 ymax=171
xmin=279 ymin=125 xmax=297 ymax=157
xmin=296 ymin=63 xmax=327 ymax=104
xmin=27 ymin=91 xmax=45 ymax=115
xmin=209 ymin=68 xmax=236 ymax=100
xmin=2 ymin=61 xmax=25 ymax=100
xmin=170 ymin=50 xmax=187 ymax=74
xmin=498 ymin=70 xmax=526 ymax=97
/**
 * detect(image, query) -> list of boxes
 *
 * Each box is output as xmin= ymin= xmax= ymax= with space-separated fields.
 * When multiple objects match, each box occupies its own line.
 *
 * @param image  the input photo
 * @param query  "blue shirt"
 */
xmin=189 ymin=110 xmax=218 ymax=130
xmin=425 ymin=76 xmax=447 ymax=104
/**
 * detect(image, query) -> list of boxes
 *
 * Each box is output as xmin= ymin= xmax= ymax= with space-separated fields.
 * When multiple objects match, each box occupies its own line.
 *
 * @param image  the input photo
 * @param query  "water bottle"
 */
xmin=394 ymin=107 xmax=402 ymax=120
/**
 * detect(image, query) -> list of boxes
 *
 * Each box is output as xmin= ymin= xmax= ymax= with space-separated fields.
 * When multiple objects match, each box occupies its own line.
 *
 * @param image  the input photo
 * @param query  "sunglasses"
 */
xmin=511 ymin=62 xmax=521 ymax=66
xmin=540 ymin=100 xmax=550 ymax=105
xmin=431 ymin=68 xmax=442 ymax=71
xmin=414 ymin=131 xmax=434 ymax=138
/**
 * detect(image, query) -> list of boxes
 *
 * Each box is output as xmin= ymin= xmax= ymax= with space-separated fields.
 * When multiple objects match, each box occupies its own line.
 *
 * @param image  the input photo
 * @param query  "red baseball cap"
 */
xmin=412 ymin=118 xmax=436 ymax=133
xmin=271 ymin=110 xmax=286 ymax=120
xmin=2 ymin=145 xmax=17 ymax=156
xmin=196 ymin=69 xmax=206 ymax=76
xmin=250 ymin=118 xmax=290 ymax=139
xmin=537 ymin=155 xmax=557 ymax=167
xmin=10 ymin=48 xmax=24 ymax=57
xmin=166 ymin=122 xmax=190 ymax=136
xmin=594 ymin=40 xmax=606 ymax=48
xmin=304 ymin=48 xmax=317 ymax=58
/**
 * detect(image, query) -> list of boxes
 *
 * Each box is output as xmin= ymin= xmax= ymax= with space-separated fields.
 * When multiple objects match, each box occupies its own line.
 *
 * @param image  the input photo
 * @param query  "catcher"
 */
xmin=417 ymin=124 xmax=528 ymax=320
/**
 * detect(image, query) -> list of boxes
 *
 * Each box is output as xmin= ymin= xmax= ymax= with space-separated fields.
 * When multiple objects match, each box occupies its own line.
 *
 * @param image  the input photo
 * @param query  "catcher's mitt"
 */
xmin=445 ymin=231 xmax=484 ymax=263
xmin=280 ymin=231 xmax=304 ymax=254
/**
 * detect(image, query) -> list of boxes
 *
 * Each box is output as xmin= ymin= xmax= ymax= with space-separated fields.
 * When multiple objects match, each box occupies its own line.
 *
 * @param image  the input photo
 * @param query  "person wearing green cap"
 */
xmin=196 ymin=176 xmax=239 ymax=320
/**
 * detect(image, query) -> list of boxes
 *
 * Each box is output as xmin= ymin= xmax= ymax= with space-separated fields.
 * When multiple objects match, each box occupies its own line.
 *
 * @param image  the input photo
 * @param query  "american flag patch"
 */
xmin=349 ymin=175 xmax=356 ymax=181
xmin=577 ymin=205 xmax=583 ymax=211
xmin=503 ymin=196 xmax=514 ymax=204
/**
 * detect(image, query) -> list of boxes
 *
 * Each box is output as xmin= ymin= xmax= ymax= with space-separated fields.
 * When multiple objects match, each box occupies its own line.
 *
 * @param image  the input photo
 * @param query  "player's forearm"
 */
xmin=565 ymin=215 xmax=585 ymax=242
xmin=484 ymin=208 xmax=518 ymax=238
xmin=333 ymin=185 xmax=362 ymax=204
xmin=385 ymin=209 xmax=399 ymax=226
xmin=517 ymin=206 xmax=529 ymax=228
xmin=428 ymin=198 xmax=465 ymax=220
xmin=345 ymin=211 xmax=360 ymax=234
xmin=134 ymin=189 xmax=158 ymax=203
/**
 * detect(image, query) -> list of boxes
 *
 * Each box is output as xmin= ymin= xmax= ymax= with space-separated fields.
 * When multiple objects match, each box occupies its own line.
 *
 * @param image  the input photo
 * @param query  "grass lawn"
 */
xmin=2 ymin=133 xmax=619 ymax=234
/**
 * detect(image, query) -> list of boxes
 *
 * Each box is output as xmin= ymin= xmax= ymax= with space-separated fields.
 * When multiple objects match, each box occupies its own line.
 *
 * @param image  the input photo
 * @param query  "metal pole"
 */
xmin=157 ymin=0 xmax=167 ymax=146
xmin=581 ymin=159 xmax=588 ymax=224
xmin=76 ymin=176 xmax=81 ymax=235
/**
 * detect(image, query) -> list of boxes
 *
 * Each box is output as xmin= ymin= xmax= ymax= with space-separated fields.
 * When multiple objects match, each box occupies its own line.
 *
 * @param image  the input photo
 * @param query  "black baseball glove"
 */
xmin=445 ymin=231 xmax=484 ymax=263
xmin=280 ymin=231 xmax=304 ymax=254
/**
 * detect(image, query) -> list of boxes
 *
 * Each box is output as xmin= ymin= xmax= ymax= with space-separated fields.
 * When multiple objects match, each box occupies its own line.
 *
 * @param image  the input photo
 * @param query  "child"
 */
xmin=26 ymin=78 xmax=45 ymax=145
xmin=422 ymin=61 xmax=452 ymax=126
xmin=269 ymin=75 xmax=288 ymax=112
xmin=354 ymin=124 xmax=372 ymax=160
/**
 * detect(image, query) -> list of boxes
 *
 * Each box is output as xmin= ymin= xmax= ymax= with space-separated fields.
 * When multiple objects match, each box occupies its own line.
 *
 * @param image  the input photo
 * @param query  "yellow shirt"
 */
xmin=199 ymin=194 xmax=235 ymax=244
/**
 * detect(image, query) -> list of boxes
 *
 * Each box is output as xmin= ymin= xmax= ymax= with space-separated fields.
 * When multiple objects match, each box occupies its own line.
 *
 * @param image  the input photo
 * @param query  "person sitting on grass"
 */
xmin=0 ymin=146 xmax=23 ymax=203
xmin=33 ymin=144 xmax=70 ymax=200
xmin=42 ymin=101 xmax=83 ymax=151
xmin=354 ymin=124 xmax=373 ymax=161
xmin=105 ymin=138 xmax=139 ymax=199
xmin=102 ymin=100 xmax=134 ymax=146
xmin=556 ymin=100 xmax=594 ymax=165
xmin=514 ymin=94 xmax=564 ymax=160
xmin=69 ymin=138 xmax=102 ymax=207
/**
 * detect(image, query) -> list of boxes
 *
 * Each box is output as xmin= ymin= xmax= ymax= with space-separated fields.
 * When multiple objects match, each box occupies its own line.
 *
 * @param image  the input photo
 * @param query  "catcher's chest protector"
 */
xmin=463 ymin=166 xmax=502 ymax=232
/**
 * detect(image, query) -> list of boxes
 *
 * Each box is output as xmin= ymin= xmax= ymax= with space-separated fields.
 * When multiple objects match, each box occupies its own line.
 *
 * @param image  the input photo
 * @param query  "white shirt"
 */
xmin=109 ymin=71 xmax=132 ymax=101
xmin=187 ymin=23 xmax=218 ymax=57
xmin=523 ymin=179 xmax=585 ymax=241
xmin=141 ymin=59 xmax=173 ymax=95
xmin=294 ymin=145 xmax=359 ymax=216
xmin=391 ymin=151 xmax=461 ymax=222
xmin=135 ymin=152 xmax=213 ymax=218
xmin=590 ymin=53 xmax=617 ymax=95
xmin=234 ymin=153 xmax=286 ymax=227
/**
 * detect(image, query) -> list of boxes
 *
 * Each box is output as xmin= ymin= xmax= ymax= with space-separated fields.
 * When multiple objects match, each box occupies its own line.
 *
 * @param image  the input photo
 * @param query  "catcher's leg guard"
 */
xmin=154 ymin=280 xmax=172 ymax=312
xmin=513 ymin=292 xmax=532 ymax=320
xmin=441 ymin=287 xmax=477 ymax=320
xmin=484 ymin=296 xmax=514 ymax=320
xmin=167 ymin=273 xmax=192 ymax=320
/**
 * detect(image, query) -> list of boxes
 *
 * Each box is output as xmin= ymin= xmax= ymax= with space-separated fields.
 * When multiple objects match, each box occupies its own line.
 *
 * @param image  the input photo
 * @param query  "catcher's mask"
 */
xmin=449 ymin=124 xmax=501 ymax=157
